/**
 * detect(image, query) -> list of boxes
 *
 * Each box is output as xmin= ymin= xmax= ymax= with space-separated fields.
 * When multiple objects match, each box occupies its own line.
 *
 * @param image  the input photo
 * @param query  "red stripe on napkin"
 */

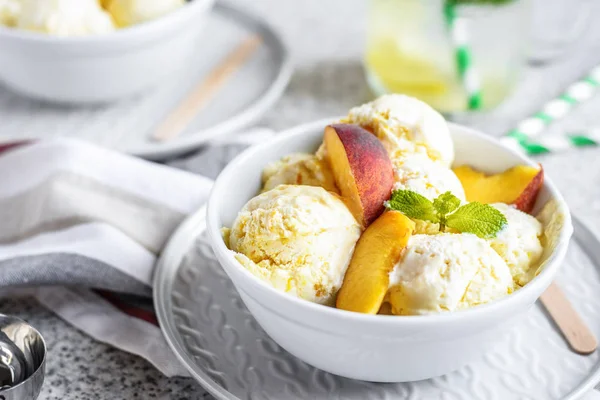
xmin=95 ymin=290 xmax=159 ymax=326
xmin=0 ymin=141 xmax=30 ymax=154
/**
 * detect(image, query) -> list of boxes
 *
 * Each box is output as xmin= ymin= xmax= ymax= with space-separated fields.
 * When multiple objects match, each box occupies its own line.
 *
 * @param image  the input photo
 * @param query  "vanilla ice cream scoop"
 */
xmin=387 ymin=233 xmax=513 ymax=315
xmin=261 ymin=153 xmax=338 ymax=194
xmin=17 ymin=0 xmax=115 ymax=36
xmin=344 ymin=94 xmax=454 ymax=166
xmin=392 ymin=154 xmax=465 ymax=202
xmin=489 ymin=203 xmax=543 ymax=286
xmin=108 ymin=0 xmax=184 ymax=27
xmin=227 ymin=185 xmax=361 ymax=305
xmin=0 ymin=0 xmax=20 ymax=26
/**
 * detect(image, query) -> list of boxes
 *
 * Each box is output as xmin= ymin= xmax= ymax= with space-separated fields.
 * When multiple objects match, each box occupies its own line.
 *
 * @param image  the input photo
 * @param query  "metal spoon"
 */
xmin=0 ymin=315 xmax=46 ymax=400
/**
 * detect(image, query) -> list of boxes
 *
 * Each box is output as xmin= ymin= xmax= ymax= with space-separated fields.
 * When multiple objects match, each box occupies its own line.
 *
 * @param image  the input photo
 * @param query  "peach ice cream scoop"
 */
xmin=489 ymin=203 xmax=543 ymax=286
xmin=343 ymin=94 xmax=454 ymax=166
xmin=386 ymin=233 xmax=513 ymax=315
xmin=0 ymin=0 xmax=20 ymax=26
xmin=261 ymin=153 xmax=338 ymax=194
xmin=392 ymin=153 xmax=465 ymax=202
xmin=227 ymin=184 xmax=361 ymax=306
xmin=17 ymin=0 xmax=115 ymax=36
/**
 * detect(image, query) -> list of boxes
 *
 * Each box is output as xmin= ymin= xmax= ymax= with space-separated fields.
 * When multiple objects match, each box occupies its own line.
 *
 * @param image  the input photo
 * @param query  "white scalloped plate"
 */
xmin=154 ymin=207 xmax=600 ymax=400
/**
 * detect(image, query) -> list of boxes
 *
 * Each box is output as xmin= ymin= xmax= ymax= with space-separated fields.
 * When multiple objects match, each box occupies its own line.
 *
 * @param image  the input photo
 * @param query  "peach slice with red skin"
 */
xmin=324 ymin=124 xmax=394 ymax=227
xmin=336 ymin=210 xmax=415 ymax=314
xmin=513 ymin=167 xmax=544 ymax=213
xmin=453 ymin=164 xmax=544 ymax=214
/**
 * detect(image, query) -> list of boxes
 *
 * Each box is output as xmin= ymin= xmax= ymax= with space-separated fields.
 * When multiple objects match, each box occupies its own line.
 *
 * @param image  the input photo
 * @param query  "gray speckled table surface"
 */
xmin=3 ymin=0 xmax=600 ymax=399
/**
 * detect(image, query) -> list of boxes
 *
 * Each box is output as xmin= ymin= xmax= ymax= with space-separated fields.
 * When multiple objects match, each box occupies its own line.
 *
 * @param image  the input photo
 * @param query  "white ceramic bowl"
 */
xmin=206 ymin=119 xmax=573 ymax=382
xmin=0 ymin=0 xmax=214 ymax=103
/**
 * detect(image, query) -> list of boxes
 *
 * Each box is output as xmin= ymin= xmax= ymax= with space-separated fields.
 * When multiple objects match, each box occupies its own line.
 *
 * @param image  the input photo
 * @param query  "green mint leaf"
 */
xmin=385 ymin=190 xmax=439 ymax=223
xmin=432 ymin=191 xmax=461 ymax=216
xmin=446 ymin=202 xmax=507 ymax=239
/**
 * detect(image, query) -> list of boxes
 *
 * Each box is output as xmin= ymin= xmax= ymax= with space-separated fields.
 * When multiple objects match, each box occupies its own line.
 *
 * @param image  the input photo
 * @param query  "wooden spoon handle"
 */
xmin=152 ymin=34 xmax=263 ymax=142
xmin=540 ymin=281 xmax=597 ymax=355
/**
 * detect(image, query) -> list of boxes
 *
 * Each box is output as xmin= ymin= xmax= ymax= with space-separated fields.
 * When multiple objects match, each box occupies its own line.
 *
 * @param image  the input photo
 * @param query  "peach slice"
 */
xmin=513 ymin=167 xmax=544 ymax=213
xmin=453 ymin=165 xmax=543 ymax=213
xmin=324 ymin=124 xmax=394 ymax=227
xmin=336 ymin=211 xmax=414 ymax=314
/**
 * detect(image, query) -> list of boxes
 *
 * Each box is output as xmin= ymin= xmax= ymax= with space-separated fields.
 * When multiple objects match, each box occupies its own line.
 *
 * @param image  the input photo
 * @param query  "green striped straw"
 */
xmin=501 ymin=131 xmax=599 ymax=156
xmin=443 ymin=1 xmax=482 ymax=110
xmin=504 ymin=65 xmax=600 ymax=154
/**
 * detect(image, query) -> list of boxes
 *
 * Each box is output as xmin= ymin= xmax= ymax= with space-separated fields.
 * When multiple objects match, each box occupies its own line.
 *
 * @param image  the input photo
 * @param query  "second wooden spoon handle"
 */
xmin=540 ymin=281 xmax=597 ymax=355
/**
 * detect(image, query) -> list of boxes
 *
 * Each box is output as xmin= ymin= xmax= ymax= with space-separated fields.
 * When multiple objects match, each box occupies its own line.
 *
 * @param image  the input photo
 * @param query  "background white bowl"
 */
xmin=207 ymin=119 xmax=573 ymax=382
xmin=0 ymin=0 xmax=214 ymax=103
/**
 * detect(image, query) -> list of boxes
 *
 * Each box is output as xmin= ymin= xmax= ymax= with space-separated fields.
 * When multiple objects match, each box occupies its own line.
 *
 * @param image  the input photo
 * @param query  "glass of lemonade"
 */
xmin=365 ymin=0 xmax=532 ymax=113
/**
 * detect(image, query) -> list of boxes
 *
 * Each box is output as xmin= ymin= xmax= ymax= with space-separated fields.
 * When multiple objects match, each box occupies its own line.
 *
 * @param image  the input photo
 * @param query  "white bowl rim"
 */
xmin=207 ymin=118 xmax=574 ymax=327
xmin=0 ymin=0 xmax=214 ymax=44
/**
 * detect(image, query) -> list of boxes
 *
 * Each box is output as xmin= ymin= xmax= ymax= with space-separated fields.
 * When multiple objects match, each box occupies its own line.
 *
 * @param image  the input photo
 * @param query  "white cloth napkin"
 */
xmin=0 ymin=131 xmax=273 ymax=377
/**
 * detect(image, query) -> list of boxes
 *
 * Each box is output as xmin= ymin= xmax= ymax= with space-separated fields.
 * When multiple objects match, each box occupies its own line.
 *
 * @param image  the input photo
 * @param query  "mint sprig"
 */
xmin=385 ymin=190 xmax=438 ymax=222
xmin=445 ymin=202 xmax=507 ymax=238
xmin=432 ymin=191 xmax=461 ymax=230
xmin=385 ymin=190 xmax=507 ymax=238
